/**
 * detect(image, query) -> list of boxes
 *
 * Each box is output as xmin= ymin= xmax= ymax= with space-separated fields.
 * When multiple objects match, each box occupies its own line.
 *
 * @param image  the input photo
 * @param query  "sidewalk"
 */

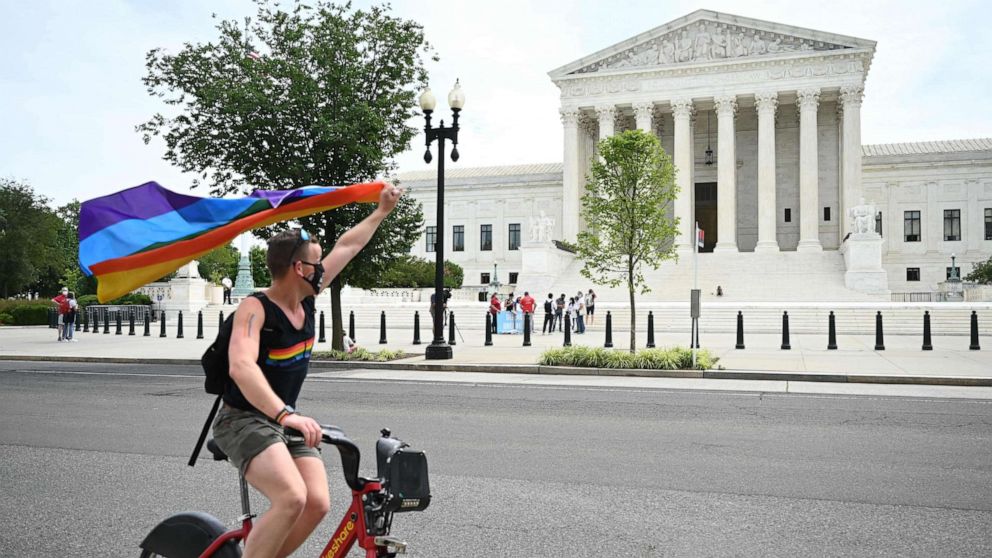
xmin=2 ymin=324 xmax=990 ymax=387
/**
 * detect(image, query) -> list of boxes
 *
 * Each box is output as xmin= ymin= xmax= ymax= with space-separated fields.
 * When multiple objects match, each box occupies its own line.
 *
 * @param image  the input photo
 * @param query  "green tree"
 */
xmin=965 ymin=256 xmax=992 ymax=285
xmin=576 ymin=129 xmax=679 ymax=353
xmin=0 ymin=179 xmax=61 ymax=298
xmin=197 ymin=243 xmax=240 ymax=284
xmin=250 ymin=245 xmax=272 ymax=287
xmin=139 ymin=0 xmax=432 ymax=349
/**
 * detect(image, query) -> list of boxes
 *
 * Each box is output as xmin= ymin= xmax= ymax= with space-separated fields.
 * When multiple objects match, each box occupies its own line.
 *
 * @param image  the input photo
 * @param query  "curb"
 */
xmin=2 ymin=355 xmax=990 ymax=387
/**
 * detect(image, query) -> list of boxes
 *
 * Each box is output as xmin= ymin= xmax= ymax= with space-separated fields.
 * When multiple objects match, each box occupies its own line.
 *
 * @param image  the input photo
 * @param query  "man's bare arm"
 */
xmin=227 ymin=296 xmax=285 ymax=420
xmin=318 ymin=184 xmax=402 ymax=290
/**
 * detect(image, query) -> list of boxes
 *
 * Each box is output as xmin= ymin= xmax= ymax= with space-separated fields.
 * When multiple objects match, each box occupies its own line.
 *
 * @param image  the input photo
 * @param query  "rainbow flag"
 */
xmin=80 ymin=181 xmax=384 ymax=302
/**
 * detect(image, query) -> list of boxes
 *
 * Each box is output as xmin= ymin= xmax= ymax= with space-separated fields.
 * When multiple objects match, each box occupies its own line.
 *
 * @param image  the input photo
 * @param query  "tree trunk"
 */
xmin=330 ymin=275 xmax=344 ymax=351
xmin=628 ymin=259 xmax=636 ymax=354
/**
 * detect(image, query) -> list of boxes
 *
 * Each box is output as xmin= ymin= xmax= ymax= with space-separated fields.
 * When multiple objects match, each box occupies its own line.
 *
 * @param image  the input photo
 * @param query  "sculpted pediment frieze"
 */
xmin=572 ymin=20 xmax=852 ymax=75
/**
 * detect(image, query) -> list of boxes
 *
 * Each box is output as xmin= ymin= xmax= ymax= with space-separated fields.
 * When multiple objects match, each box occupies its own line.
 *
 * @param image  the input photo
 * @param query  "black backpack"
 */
xmin=189 ymin=293 xmax=266 ymax=466
xmin=544 ymin=299 xmax=553 ymax=313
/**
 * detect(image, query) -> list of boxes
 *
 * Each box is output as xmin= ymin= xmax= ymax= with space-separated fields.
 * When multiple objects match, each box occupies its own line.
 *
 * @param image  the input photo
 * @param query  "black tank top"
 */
xmin=224 ymin=292 xmax=317 ymax=414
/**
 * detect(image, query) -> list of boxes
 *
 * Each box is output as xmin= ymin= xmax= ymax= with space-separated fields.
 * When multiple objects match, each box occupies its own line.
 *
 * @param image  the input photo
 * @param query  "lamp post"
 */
xmin=950 ymin=253 xmax=959 ymax=281
xmin=420 ymin=80 xmax=465 ymax=360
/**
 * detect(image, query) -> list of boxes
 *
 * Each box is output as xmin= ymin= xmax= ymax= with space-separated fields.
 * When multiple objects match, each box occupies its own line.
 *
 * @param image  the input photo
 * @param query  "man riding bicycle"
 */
xmin=212 ymin=184 xmax=402 ymax=558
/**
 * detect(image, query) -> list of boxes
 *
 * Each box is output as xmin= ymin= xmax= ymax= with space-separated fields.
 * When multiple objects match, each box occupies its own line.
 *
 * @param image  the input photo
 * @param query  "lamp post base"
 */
xmin=425 ymin=342 xmax=453 ymax=360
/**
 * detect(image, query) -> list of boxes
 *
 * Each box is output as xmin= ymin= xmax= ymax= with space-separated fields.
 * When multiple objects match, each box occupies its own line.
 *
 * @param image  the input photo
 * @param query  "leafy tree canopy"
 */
xmin=965 ymin=256 xmax=992 ymax=285
xmin=139 ymin=0 xmax=433 ymax=348
xmin=0 ymin=179 xmax=61 ymax=298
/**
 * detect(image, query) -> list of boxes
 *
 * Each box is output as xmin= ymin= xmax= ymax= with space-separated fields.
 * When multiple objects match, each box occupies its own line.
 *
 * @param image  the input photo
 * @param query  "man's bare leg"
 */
xmin=242 ymin=444 xmax=307 ymax=558
xmin=275 ymin=456 xmax=330 ymax=557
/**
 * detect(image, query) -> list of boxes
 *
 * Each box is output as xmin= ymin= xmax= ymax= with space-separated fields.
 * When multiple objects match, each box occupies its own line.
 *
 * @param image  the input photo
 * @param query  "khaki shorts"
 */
xmin=212 ymin=405 xmax=321 ymax=475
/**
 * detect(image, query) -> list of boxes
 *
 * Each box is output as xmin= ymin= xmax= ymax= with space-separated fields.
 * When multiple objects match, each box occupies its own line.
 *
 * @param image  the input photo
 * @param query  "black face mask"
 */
xmin=300 ymin=261 xmax=325 ymax=295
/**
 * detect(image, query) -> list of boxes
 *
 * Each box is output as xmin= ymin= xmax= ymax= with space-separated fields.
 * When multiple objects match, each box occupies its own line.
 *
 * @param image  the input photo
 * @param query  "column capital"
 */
xmin=714 ymin=95 xmax=738 ymax=117
xmin=671 ymin=98 xmax=694 ymax=120
xmin=595 ymin=104 xmax=617 ymax=122
xmin=839 ymin=85 xmax=864 ymax=108
xmin=559 ymin=108 xmax=580 ymax=126
xmin=754 ymin=91 xmax=778 ymax=114
xmin=796 ymin=88 xmax=821 ymax=111
xmin=632 ymin=102 xmax=655 ymax=120
xmin=578 ymin=113 xmax=598 ymax=137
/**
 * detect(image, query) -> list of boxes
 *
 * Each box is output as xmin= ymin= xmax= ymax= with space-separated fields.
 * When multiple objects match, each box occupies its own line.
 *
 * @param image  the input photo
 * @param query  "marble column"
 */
xmin=596 ymin=104 xmax=616 ymax=141
xmin=840 ymin=85 xmax=864 ymax=238
xmin=560 ymin=108 xmax=581 ymax=242
xmin=797 ymin=88 xmax=823 ymax=251
xmin=672 ymin=99 xmax=694 ymax=253
xmin=633 ymin=102 xmax=654 ymax=133
xmin=754 ymin=91 xmax=779 ymax=253
xmin=713 ymin=94 xmax=738 ymax=252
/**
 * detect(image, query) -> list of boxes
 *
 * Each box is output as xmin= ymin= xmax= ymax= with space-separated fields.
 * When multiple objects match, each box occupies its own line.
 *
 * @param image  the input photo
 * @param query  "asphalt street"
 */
xmin=1 ymin=361 xmax=990 ymax=557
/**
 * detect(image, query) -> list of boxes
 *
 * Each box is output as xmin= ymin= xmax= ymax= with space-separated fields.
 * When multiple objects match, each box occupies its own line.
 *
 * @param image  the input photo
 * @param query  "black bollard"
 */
xmin=970 ymin=310 xmax=981 ymax=351
xmin=523 ymin=313 xmax=532 ymax=347
xmin=563 ymin=314 xmax=572 ymax=347
xmin=349 ymin=311 xmax=356 ymax=343
xmin=129 ymin=311 xmax=136 ymax=336
xmin=218 ymin=311 xmax=224 ymax=331
xmin=379 ymin=311 xmax=387 ymax=344
xmin=104 ymin=312 xmax=111 ymax=334
xmin=143 ymin=311 xmax=150 ymax=337
xmin=159 ymin=311 xmax=166 ymax=338
xmin=484 ymin=313 xmax=493 ymax=346
xmin=646 ymin=311 xmax=656 ymax=349
xmin=922 ymin=311 xmax=933 ymax=351
xmin=413 ymin=311 xmax=422 ymax=345
xmin=318 ymin=311 xmax=326 ymax=343
xmin=196 ymin=310 xmax=204 ymax=339
xmin=604 ymin=311 xmax=614 ymax=348
xmin=827 ymin=311 xmax=838 ymax=350
xmin=115 ymin=312 xmax=122 ymax=335
xmin=92 ymin=310 xmax=99 ymax=334
xmin=735 ymin=311 xmax=745 ymax=350
xmin=83 ymin=309 xmax=89 ymax=333
xmin=177 ymin=311 xmax=184 ymax=339
xmin=448 ymin=312 xmax=457 ymax=346
xmin=48 ymin=308 xmax=54 ymax=329
xmin=874 ymin=311 xmax=884 ymax=351
xmin=780 ymin=311 xmax=791 ymax=350
xmin=75 ymin=315 xmax=81 ymax=331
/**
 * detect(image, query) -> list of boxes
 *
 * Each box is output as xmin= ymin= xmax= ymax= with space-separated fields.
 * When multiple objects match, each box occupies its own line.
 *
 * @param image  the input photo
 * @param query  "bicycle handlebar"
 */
xmin=285 ymin=424 xmax=366 ymax=491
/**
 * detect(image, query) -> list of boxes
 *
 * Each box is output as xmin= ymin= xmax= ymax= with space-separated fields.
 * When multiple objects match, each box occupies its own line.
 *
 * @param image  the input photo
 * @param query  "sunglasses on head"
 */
xmin=287 ymin=228 xmax=311 ymax=267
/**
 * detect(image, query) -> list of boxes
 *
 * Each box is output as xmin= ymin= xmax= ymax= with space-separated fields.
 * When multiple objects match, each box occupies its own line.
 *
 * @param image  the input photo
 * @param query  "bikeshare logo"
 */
xmin=324 ymin=520 xmax=354 ymax=557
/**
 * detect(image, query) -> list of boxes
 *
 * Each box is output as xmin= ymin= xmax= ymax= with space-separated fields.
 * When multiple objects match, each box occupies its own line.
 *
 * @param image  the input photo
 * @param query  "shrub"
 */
xmin=379 ymin=256 xmax=463 ymax=288
xmin=539 ymin=346 xmax=717 ymax=370
xmin=4 ymin=302 xmax=52 ymax=325
xmin=311 ymin=348 xmax=408 ymax=362
xmin=76 ymin=293 xmax=151 ymax=307
xmin=0 ymin=312 xmax=14 ymax=325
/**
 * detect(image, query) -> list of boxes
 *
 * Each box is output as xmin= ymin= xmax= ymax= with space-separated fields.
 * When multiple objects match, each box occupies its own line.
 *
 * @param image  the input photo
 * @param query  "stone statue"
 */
xmin=751 ymin=33 xmax=767 ymax=55
xmin=529 ymin=215 xmax=542 ymax=242
xmin=176 ymin=260 xmax=201 ymax=279
xmin=529 ymin=211 xmax=555 ymax=243
xmin=540 ymin=211 xmax=555 ymax=242
xmin=659 ymin=39 xmax=676 ymax=64
xmin=733 ymin=33 xmax=749 ymax=57
xmin=676 ymin=30 xmax=693 ymax=62
xmin=693 ymin=26 xmax=712 ymax=60
xmin=710 ymin=31 xmax=728 ymax=59
xmin=848 ymin=199 xmax=878 ymax=235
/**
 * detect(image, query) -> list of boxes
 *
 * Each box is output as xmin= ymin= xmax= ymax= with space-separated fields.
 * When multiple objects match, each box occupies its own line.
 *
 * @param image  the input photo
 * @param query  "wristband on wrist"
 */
xmin=274 ymin=404 xmax=296 ymax=425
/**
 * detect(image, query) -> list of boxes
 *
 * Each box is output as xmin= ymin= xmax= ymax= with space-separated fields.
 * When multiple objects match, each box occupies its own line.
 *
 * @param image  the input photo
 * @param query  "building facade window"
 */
xmin=906 ymin=268 xmax=920 ymax=282
xmin=875 ymin=212 xmax=882 ymax=236
xmin=480 ymin=224 xmax=492 ymax=251
xmin=823 ymin=207 xmax=831 ymax=222
xmin=481 ymin=272 xmax=490 ymax=284
xmin=508 ymin=223 xmax=521 ymax=250
xmin=784 ymin=208 xmax=791 ymax=223
xmin=508 ymin=272 xmax=519 ymax=283
xmin=985 ymin=208 xmax=992 ymax=240
xmin=425 ymin=226 xmax=436 ymax=252
xmin=452 ymin=225 xmax=464 ymax=252
xmin=904 ymin=210 xmax=921 ymax=242
xmin=946 ymin=267 xmax=958 ymax=280
xmin=943 ymin=209 xmax=961 ymax=241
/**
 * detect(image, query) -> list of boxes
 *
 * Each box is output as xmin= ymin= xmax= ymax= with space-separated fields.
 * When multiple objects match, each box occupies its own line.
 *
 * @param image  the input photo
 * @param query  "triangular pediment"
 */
xmin=550 ymin=10 xmax=876 ymax=78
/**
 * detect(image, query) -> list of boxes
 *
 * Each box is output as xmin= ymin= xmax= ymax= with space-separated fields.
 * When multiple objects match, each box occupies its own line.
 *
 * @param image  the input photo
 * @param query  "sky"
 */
xmin=2 ymin=0 xmax=990 ymax=207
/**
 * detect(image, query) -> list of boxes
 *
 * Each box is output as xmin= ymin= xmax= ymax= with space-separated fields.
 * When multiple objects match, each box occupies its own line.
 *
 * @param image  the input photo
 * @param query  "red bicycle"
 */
xmin=139 ymin=425 xmax=431 ymax=557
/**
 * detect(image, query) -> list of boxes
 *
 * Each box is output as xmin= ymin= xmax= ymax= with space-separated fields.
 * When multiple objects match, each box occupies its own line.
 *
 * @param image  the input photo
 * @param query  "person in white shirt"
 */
xmin=584 ymin=289 xmax=596 ymax=326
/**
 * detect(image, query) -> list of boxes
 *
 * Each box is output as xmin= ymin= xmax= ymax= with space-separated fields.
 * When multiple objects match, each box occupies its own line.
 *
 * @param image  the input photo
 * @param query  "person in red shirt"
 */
xmin=51 ymin=287 xmax=69 ymax=342
xmin=519 ymin=291 xmax=536 ymax=333
xmin=488 ymin=293 xmax=501 ymax=334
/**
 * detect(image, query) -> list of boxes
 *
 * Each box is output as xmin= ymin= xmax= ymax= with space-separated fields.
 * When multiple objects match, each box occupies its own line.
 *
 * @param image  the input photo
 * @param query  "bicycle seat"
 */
xmin=206 ymin=439 xmax=228 ymax=461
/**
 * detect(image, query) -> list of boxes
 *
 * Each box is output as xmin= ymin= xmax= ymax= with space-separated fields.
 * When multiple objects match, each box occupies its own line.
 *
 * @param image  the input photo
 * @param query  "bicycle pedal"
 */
xmin=373 ymin=536 xmax=407 ymax=554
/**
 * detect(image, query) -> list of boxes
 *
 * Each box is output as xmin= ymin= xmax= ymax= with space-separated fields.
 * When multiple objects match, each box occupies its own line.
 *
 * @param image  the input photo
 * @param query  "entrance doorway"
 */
xmin=694 ymin=182 xmax=717 ymax=252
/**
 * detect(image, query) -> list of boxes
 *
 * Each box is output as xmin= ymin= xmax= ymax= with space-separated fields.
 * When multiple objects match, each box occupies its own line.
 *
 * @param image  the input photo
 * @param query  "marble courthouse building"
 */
xmin=400 ymin=10 xmax=992 ymax=302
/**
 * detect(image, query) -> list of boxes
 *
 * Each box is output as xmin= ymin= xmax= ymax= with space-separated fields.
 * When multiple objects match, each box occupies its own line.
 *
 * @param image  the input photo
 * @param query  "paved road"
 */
xmin=1 ymin=361 xmax=991 ymax=557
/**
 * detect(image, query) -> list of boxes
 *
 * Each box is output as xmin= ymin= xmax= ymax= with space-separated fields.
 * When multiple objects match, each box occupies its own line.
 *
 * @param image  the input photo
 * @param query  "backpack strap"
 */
xmin=188 ymin=394 xmax=222 ymax=467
